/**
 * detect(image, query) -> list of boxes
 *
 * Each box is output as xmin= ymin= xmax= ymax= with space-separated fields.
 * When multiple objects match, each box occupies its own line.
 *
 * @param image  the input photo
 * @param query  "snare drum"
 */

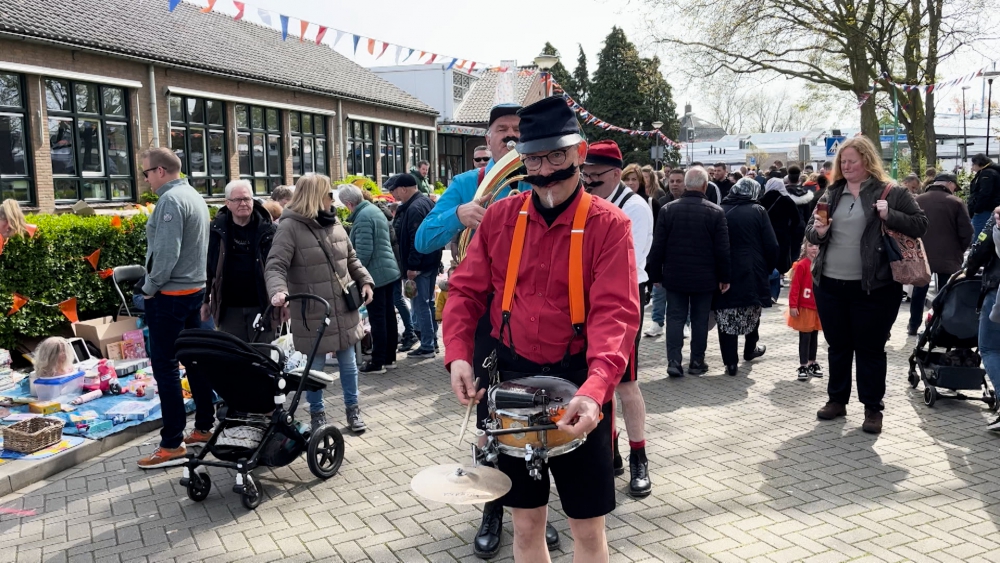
xmin=488 ymin=376 xmax=584 ymax=458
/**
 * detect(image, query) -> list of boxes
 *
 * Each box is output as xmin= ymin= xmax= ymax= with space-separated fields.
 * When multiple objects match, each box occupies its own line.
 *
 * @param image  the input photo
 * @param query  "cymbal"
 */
xmin=411 ymin=464 xmax=511 ymax=505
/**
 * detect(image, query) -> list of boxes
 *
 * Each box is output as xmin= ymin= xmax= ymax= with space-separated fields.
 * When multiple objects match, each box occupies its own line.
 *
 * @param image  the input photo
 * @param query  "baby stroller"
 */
xmin=174 ymin=294 xmax=345 ymax=509
xmin=908 ymin=273 xmax=999 ymax=410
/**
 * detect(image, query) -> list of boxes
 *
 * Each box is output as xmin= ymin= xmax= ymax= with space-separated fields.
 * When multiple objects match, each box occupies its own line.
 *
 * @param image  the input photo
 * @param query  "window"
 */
xmin=45 ymin=78 xmax=133 ymax=202
xmin=169 ymin=95 xmax=227 ymax=196
xmin=236 ymin=104 xmax=283 ymax=195
xmin=290 ymin=112 xmax=327 ymax=177
xmin=346 ymin=120 xmax=375 ymax=180
xmin=453 ymin=72 xmax=474 ymax=104
xmin=380 ymin=125 xmax=404 ymax=183
xmin=438 ymin=134 xmax=466 ymax=183
xmin=408 ymin=129 xmax=431 ymax=171
xmin=0 ymin=73 xmax=32 ymax=204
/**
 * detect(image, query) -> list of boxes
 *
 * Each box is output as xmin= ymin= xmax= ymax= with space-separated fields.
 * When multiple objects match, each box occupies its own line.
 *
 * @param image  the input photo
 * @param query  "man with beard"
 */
xmin=713 ymin=162 xmax=734 ymax=200
xmin=415 ymin=105 xmax=558 ymax=557
xmin=582 ymin=140 xmax=653 ymax=498
xmin=445 ymin=96 xmax=639 ymax=562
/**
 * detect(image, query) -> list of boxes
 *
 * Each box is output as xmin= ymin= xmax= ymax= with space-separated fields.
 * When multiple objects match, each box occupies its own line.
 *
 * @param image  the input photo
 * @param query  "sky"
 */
xmin=191 ymin=0 xmax=995 ymax=128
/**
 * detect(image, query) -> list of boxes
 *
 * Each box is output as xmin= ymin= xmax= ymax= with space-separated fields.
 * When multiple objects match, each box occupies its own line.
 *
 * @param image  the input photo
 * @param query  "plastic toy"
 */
xmin=82 ymin=359 xmax=122 ymax=395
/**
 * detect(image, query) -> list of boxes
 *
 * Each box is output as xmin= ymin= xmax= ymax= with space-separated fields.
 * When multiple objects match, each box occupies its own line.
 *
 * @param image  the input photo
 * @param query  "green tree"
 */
xmin=541 ymin=42 xmax=576 ymax=98
xmin=572 ymin=44 xmax=591 ymax=103
xmin=640 ymin=56 xmax=681 ymax=165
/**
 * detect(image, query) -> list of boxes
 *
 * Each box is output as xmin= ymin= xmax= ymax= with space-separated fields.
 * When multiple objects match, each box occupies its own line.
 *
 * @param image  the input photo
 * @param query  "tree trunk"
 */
xmin=907 ymin=89 xmax=927 ymax=173
xmin=924 ymin=0 xmax=943 ymax=167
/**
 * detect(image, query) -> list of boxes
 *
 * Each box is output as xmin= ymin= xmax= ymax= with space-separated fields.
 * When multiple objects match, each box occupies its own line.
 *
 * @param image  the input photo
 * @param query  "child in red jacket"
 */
xmin=787 ymin=243 xmax=823 ymax=381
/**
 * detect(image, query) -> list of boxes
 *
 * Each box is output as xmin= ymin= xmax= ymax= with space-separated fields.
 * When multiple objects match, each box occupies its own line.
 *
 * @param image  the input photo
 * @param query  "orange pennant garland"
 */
xmin=110 ymin=216 xmax=122 ymax=229
xmin=0 ymin=234 xmax=5 ymax=257
xmin=98 ymin=268 xmax=114 ymax=279
xmin=7 ymin=293 xmax=27 ymax=316
xmin=300 ymin=20 xmax=308 ymax=41
xmin=59 ymin=297 xmax=79 ymax=324
xmin=85 ymin=249 xmax=101 ymax=271
xmin=367 ymin=38 xmax=376 ymax=55
xmin=24 ymin=224 xmax=37 ymax=238
xmin=200 ymin=0 xmax=217 ymax=12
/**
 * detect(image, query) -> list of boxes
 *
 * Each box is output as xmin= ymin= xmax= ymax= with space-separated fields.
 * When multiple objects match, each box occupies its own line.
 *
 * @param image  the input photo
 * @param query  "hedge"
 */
xmin=0 ymin=213 xmax=148 ymax=349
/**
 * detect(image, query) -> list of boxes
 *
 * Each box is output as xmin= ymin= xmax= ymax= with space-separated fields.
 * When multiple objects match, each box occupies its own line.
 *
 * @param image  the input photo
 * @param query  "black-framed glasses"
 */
xmin=227 ymin=197 xmax=253 ymax=206
xmin=141 ymin=166 xmax=161 ymax=179
xmin=581 ymin=168 xmax=615 ymax=180
xmin=474 ymin=157 xmax=490 ymax=163
xmin=522 ymin=148 xmax=569 ymax=171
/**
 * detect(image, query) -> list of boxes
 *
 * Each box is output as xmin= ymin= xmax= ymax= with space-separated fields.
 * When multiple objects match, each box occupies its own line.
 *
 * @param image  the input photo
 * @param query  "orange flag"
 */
xmin=0 ymin=234 xmax=5 ymax=257
xmin=85 ymin=249 xmax=101 ymax=271
xmin=110 ymin=216 xmax=122 ymax=229
xmin=7 ymin=293 xmax=27 ymax=316
xmin=98 ymin=268 xmax=114 ymax=280
xmin=200 ymin=0 xmax=217 ymax=12
xmin=59 ymin=297 xmax=79 ymax=324
xmin=300 ymin=20 xmax=308 ymax=41
xmin=367 ymin=38 xmax=376 ymax=55
xmin=24 ymin=224 xmax=37 ymax=238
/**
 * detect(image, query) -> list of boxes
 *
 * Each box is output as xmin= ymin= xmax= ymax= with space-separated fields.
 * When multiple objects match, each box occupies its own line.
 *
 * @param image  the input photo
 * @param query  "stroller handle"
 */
xmin=284 ymin=293 xmax=332 ymax=318
xmin=253 ymin=293 xmax=332 ymax=340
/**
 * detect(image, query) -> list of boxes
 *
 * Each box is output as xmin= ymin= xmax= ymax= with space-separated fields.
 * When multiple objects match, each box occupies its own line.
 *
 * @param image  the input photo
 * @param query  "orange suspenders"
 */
xmin=499 ymin=192 xmax=593 ymax=358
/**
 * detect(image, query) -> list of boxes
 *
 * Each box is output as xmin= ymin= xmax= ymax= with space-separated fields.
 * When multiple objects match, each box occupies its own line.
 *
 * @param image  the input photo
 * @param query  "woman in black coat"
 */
xmin=759 ymin=177 xmax=802 ymax=301
xmin=715 ymin=178 xmax=779 ymax=375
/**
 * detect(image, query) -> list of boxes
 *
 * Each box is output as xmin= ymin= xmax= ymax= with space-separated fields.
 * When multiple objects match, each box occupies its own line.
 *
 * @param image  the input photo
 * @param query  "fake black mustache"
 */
xmin=584 ymin=180 xmax=605 ymax=190
xmin=523 ymin=164 xmax=578 ymax=188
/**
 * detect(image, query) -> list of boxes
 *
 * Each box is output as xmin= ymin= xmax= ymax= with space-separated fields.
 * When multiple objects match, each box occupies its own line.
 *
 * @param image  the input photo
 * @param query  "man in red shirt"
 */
xmin=444 ymin=96 xmax=640 ymax=562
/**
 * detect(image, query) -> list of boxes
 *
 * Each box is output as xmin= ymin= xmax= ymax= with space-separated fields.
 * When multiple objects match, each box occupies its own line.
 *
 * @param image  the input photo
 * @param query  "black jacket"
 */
xmin=394 ymin=192 xmax=442 ymax=274
xmin=964 ymin=217 xmax=1000 ymax=292
xmin=714 ymin=194 xmax=779 ymax=310
xmin=969 ymin=164 xmax=1000 ymax=215
xmin=716 ymin=178 xmax=734 ymax=200
xmin=758 ymin=190 xmax=802 ymax=273
xmin=205 ymin=201 xmax=276 ymax=324
xmin=648 ymin=191 xmax=731 ymax=292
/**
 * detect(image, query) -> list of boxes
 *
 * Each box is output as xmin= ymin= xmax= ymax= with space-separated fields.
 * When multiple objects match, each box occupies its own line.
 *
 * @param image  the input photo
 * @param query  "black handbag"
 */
xmin=310 ymin=229 xmax=363 ymax=312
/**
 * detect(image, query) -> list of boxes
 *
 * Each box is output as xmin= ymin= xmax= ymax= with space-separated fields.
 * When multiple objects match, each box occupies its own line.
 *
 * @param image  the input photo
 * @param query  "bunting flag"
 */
xmin=857 ymin=92 xmax=872 ymax=109
xmin=367 ymin=38 xmax=376 ymax=55
xmin=168 ymin=0 xmax=182 ymax=11
xmin=110 ymin=216 xmax=122 ymax=229
xmin=469 ymin=62 xmax=477 ymax=73
xmin=200 ymin=0 xmax=217 ymax=13
xmin=402 ymin=48 xmax=414 ymax=62
xmin=446 ymin=58 xmax=457 ymax=70
xmin=352 ymin=34 xmax=361 ymax=55
xmin=258 ymin=8 xmax=272 ymax=26
xmin=876 ymin=63 xmax=995 ymax=95
xmin=24 ymin=224 xmax=37 ymax=238
xmin=457 ymin=60 xmax=467 ymax=70
xmin=377 ymin=41 xmax=390 ymax=60
xmin=85 ymin=249 xmax=101 ymax=271
xmin=279 ymin=15 xmax=289 ymax=40
xmin=417 ymin=51 xmax=426 ymax=61
xmin=426 ymin=53 xmax=438 ymax=65
xmin=315 ymin=26 xmax=327 ymax=44
xmin=233 ymin=1 xmax=245 ymax=20
xmin=394 ymin=45 xmax=403 ymax=64
xmin=300 ymin=20 xmax=309 ymax=42
xmin=98 ymin=268 xmax=114 ymax=280
xmin=333 ymin=30 xmax=345 ymax=46
xmin=7 ymin=293 xmax=27 ymax=316
xmin=59 ymin=298 xmax=79 ymax=324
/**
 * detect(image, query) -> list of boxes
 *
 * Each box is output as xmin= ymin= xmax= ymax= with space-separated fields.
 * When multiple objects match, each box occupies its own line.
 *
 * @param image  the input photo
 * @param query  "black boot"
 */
xmin=628 ymin=449 xmax=652 ymax=498
xmin=473 ymin=501 xmax=503 ymax=559
xmin=545 ymin=522 xmax=560 ymax=550
xmin=612 ymin=432 xmax=625 ymax=476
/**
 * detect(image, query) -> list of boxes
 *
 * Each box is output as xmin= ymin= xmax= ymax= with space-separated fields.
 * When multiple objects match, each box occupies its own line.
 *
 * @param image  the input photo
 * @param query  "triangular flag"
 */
xmin=457 ymin=60 xmax=467 ymax=69
xmin=85 ymin=249 xmax=101 ymax=271
xmin=200 ymin=0 xmax=217 ymax=13
xmin=402 ymin=48 xmax=414 ymax=62
xmin=425 ymin=54 xmax=438 ymax=65
xmin=233 ymin=1 xmax=245 ymax=20
xmin=367 ymin=38 xmax=376 ymax=55
xmin=394 ymin=45 xmax=402 ymax=64
xmin=7 ymin=293 xmax=27 ymax=316
xmin=24 ymin=224 xmax=37 ymax=238
xmin=168 ymin=0 xmax=182 ymax=11
xmin=110 ymin=216 xmax=122 ymax=229
xmin=353 ymin=35 xmax=361 ymax=55
xmin=417 ymin=51 xmax=426 ymax=61
xmin=300 ymin=20 xmax=308 ymax=41
xmin=0 ymin=234 xmax=4 ymax=257
xmin=59 ymin=297 xmax=79 ymax=324
xmin=280 ymin=15 xmax=289 ymax=40
xmin=377 ymin=42 xmax=390 ymax=59
xmin=98 ymin=268 xmax=114 ymax=280
xmin=258 ymin=8 xmax=272 ymax=26
xmin=316 ymin=26 xmax=327 ymax=44
xmin=469 ymin=62 xmax=477 ymax=72
xmin=446 ymin=58 xmax=457 ymax=70
xmin=334 ymin=30 xmax=345 ymax=46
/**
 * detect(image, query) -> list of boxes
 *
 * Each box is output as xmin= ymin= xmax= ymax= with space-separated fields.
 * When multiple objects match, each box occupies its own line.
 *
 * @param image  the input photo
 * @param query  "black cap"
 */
xmin=385 ymin=173 xmax=417 ymax=191
xmin=515 ymin=96 xmax=583 ymax=154
xmin=934 ymin=172 xmax=958 ymax=185
xmin=489 ymin=103 xmax=522 ymax=127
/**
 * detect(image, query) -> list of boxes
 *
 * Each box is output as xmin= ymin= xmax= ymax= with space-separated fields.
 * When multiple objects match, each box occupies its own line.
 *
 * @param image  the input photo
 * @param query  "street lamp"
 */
xmin=984 ymin=70 xmax=1000 ymax=160
xmin=962 ymin=85 xmax=971 ymax=167
xmin=533 ymin=52 xmax=560 ymax=97
xmin=652 ymin=120 xmax=664 ymax=169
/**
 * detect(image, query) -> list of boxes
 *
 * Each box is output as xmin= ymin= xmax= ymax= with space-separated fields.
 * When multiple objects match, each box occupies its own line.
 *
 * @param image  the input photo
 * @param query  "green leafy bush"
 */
xmin=138 ymin=191 xmax=159 ymax=205
xmin=434 ymin=181 xmax=447 ymax=195
xmin=0 ymin=213 xmax=147 ymax=349
xmin=335 ymin=175 xmax=382 ymax=197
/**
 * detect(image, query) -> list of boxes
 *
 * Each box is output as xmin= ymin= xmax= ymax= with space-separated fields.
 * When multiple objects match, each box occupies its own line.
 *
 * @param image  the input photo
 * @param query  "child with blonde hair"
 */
xmin=788 ymin=242 xmax=823 ymax=381
xmin=33 ymin=337 xmax=75 ymax=380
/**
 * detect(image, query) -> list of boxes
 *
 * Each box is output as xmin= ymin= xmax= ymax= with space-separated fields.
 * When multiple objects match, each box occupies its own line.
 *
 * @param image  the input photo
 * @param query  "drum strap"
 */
xmin=500 ymin=192 xmax=592 ymax=364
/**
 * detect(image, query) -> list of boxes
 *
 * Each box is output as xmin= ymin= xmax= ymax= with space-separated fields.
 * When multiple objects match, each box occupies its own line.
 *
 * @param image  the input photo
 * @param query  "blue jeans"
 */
xmin=769 ymin=269 xmax=781 ymax=301
xmin=980 ymin=291 xmax=1000 ymax=391
xmin=973 ymin=211 xmax=992 ymax=238
xmin=413 ymin=270 xmax=438 ymax=351
xmin=307 ymin=346 xmax=359 ymax=413
xmin=144 ymin=291 xmax=216 ymax=448
xmin=651 ymin=284 xmax=667 ymax=326
xmin=392 ymin=279 xmax=415 ymax=338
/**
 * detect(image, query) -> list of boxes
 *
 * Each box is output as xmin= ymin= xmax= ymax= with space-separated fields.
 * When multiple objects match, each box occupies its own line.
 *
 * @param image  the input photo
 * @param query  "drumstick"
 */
xmin=457 ymin=377 xmax=480 ymax=446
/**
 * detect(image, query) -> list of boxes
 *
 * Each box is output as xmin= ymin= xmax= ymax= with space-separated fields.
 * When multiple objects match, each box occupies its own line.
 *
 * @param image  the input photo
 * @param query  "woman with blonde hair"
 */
xmin=265 ymin=173 xmax=375 ymax=433
xmin=805 ymin=136 xmax=927 ymax=434
xmin=622 ymin=163 xmax=648 ymax=200
xmin=641 ymin=164 xmax=664 ymax=201
xmin=0 ymin=199 xmax=30 ymax=239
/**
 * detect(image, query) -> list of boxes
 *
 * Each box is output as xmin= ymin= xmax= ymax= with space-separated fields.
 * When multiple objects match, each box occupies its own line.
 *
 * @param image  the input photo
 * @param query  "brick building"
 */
xmin=0 ymin=0 xmax=438 ymax=212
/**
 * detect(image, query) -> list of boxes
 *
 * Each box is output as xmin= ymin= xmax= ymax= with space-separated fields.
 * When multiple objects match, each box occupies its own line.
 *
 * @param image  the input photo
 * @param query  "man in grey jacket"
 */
xmin=136 ymin=147 xmax=213 ymax=470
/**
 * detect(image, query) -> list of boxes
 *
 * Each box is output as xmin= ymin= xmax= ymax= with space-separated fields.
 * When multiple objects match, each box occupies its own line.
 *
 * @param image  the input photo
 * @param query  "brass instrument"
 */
xmin=457 ymin=146 xmax=526 ymax=262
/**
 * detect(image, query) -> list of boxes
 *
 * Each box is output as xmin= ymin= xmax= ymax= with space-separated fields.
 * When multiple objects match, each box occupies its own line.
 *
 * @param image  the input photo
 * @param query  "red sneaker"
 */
xmin=183 ymin=428 xmax=213 ymax=446
xmin=137 ymin=445 xmax=187 ymax=469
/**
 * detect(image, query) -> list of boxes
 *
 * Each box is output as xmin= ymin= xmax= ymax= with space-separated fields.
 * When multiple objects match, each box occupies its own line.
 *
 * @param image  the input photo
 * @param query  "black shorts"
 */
xmin=492 ymin=344 xmax=616 ymax=520
xmin=473 ymin=296 xmax=495 ymax=431
xmin=620 ymin=282 xmax=646 ymax=384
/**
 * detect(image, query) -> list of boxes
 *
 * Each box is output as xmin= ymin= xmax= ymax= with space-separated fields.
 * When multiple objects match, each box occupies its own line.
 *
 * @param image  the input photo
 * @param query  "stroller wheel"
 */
xmin=924 ymin=387 xmax=937 ymax=407
xmin=908 ymin=370 xmax=919 ymax=389
xmin=186 ymin=472 xmax=211 ymax=502
xmin=308 ymin=425 xmax=345 ymax=480
xmin=990 ymin=390 xmax=1000 ymax=412
xmin=241 ymin=473 xmax=262 ymax=510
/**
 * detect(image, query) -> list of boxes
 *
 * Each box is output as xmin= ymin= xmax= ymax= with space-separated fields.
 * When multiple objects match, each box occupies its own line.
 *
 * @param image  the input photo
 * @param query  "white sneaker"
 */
xmin=644 ymin=324 xmax=663 ymax=337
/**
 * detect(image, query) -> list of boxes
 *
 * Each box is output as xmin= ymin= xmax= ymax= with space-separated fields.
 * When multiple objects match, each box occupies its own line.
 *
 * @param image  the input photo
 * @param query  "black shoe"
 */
xmin=907 ymin=325 xmax=919 ymax=336
xmin=797 ymin=366 xmax=810 ymax=382
xmin=359 ymin=361 xmax=386 ymax=374
xmin=987 ymin=415 xmax=1000 ymax=432
xmin=628 ymin=450 xmax=652 ymax=498
xmin=398 ymin=335 xmax=418 ymax=352
xmin=667 ymin=361 xmax=684 ymax=377
xmin=612 ymin=433 xmax=625 ymax=476
xmin=808 ymin=363 xmax=823 ymax=378
xmin=726 ymin=364 xmax=738 ymax=376
xmin=473 ymin=501 xmax=503 ymax=559
xmin=744 ymin=345 xmax=766 ymax=361
xmin=545 ymin=522 xmax=560 ymax=550
xmin=688 ymin=360 xmax=708 ymax=376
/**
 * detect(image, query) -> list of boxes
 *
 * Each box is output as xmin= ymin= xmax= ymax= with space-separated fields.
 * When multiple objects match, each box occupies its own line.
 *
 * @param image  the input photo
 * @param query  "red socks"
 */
xmin=629 ymin=440 xmax=645 ymax=450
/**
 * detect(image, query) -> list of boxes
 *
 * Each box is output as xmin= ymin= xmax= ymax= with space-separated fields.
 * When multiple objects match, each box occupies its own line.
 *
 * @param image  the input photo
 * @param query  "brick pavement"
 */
xmin=3 ymin=300 xmax=1000 ymax=563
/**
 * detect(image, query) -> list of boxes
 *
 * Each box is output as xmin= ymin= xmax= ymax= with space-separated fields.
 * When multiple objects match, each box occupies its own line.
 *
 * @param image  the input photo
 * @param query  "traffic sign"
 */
xmin=748 ymin=156 xmax=757 ymax=166
xmin=825 ymin=136 xmax=846 ymax=157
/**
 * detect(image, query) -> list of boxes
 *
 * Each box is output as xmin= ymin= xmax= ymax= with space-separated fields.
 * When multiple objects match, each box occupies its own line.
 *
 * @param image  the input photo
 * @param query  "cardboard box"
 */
xmin=72 ymin=316 xmax=139 ymax=358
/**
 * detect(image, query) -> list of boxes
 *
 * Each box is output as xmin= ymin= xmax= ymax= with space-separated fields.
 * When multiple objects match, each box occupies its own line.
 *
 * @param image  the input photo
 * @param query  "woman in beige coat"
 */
xmin=265 ymin=174 xmax=375 ymax=433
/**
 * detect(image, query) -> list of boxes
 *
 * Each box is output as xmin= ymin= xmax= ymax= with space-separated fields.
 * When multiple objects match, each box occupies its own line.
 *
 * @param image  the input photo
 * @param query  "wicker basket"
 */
xmin=3 ymin=417 xmax=64 ymax=454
